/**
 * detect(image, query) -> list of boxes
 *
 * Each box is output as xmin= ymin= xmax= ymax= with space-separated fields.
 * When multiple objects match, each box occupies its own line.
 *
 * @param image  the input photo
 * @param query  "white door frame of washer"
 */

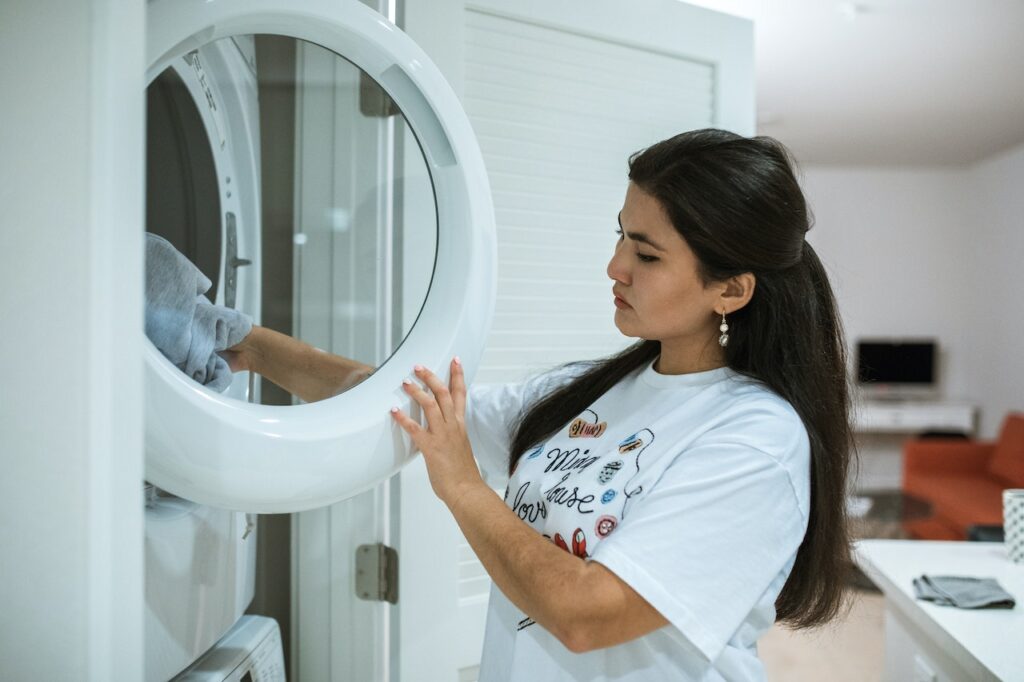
xmin=143 ymin=0 xmax=497 ymax=513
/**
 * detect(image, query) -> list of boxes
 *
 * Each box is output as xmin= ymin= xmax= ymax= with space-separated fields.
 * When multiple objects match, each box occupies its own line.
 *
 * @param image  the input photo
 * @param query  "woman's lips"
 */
xmin=614 ymin=296 xmax=631 ymax=309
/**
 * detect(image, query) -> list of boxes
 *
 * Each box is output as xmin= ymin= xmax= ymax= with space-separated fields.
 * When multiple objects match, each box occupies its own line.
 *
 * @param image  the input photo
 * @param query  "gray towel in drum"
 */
xmin=912 ymin=575 xmax=1016 ymax=609
xmin=145 ymin=233 xmax=252 ymax=392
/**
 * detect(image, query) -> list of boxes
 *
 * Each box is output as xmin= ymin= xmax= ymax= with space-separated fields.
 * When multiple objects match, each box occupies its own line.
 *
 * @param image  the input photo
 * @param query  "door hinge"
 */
xmin=355 ymin=543 xmax=399 ymax=604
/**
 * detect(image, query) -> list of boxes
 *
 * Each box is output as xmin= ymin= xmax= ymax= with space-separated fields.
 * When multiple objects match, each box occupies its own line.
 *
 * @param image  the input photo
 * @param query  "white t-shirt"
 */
xmin=464 ymin=356 xmax=811 ymax=682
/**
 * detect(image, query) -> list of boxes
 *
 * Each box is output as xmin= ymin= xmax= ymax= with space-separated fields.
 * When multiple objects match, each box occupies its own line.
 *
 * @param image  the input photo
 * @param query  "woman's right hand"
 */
xmin=222 ymin=327 xmax=262 ymax=373
xmin=222 ymin=325 xmax=375 ymax=403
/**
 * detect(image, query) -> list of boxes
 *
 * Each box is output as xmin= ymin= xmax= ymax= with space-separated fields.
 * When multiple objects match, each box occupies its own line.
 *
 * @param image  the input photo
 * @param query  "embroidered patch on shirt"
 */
xmin=568 ymin=409 xmax=607 ymax=438
xmin=597 ymin=459 xmax=623 ymax=484
xmin=595 ymin=515 xmax=618 ymax=537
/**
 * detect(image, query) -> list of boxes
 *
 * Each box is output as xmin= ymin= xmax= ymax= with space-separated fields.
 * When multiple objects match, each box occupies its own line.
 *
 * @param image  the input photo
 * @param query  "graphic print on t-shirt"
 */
xmin=506 ymin=442 xmax=549 ymax=524
xmin=541 ymin=444 xmax=599 ymax=515
xmin=503 ymin=408 xmax=657 ymax=634
xmin=620 ymin=429 xmax=655 ymax=519
xmin=597 ymin=459 xmax=623 ymax=484
xmin=552 ymin=528 xmax=589 ymax=558
xmin=567 ymin=409 xmax=607 ymax=438
xmin=595 ymin=515 xmax=618 ymax=537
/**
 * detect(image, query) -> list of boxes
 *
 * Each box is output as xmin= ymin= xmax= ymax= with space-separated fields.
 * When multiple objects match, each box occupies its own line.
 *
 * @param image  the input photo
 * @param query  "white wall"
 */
xmin=0 ymin=1 xmax=144 ymax=678
xmin=962 ymin=143 xmax=1024 ymax=439
xmin=798 ymin=143 xmax=1024 ymax=487
xmin=802 ymin=166 xmax=975 ymax=401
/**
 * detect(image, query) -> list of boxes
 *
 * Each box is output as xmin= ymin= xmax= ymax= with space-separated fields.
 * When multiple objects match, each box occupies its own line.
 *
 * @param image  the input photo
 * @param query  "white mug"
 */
xmin=1004 ymin=489 xmax=1024 ymax=564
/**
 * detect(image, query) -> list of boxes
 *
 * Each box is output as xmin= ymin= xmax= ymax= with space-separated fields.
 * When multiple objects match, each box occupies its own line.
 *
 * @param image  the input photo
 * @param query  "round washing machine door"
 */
xmin=144 ymin=0 xmax=496 ymax=512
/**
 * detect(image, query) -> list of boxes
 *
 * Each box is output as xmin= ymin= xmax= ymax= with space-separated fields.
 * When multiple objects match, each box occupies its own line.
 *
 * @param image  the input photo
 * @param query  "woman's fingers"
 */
xmin=389 ymin=405 xmax=424 ymax=443
xmin=402 ymin=377 xmax=444 ymax=427
xmin=399 ymin=361 xmax=465 ymax=433
xmin=413 ymin=365 xmax=455 ymax=423
xmin=451 ymin=357 xmax=466 ymax=418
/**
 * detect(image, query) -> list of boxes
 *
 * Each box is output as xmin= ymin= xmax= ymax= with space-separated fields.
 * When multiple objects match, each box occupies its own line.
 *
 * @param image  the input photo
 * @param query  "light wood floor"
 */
xmin=759 ymin=588 xmax=885 ymax=682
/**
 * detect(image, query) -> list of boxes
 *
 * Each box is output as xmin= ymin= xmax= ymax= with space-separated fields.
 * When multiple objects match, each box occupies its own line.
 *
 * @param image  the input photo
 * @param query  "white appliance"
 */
xmin=142 ymin=0 xmax=495 ymax=678
xmin=144 ymin=488 xmax=257 ymax=681
xmin=144 ymin=27 xmax=265 ymax=682
xmin=174 ymin=616 xmax=286 ymax=681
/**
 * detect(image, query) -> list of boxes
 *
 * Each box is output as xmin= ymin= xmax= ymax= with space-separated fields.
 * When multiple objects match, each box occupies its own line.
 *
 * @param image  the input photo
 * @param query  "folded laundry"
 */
xmin=912 ymin=574 xmax=1016 ymax=609
xmin=145 ymin=233 xmax=253 ymax=392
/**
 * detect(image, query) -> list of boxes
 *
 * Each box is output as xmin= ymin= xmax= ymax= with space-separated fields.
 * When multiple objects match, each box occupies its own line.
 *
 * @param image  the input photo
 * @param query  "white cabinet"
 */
xmin=854 ymin=401 xmax=977 ymax=435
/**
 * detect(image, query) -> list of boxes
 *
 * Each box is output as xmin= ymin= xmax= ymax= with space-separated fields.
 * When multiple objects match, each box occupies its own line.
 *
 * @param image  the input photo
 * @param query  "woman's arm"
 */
xmin=225 ymin=325 xmax=375 ymax=403
xmin=449 ymin=482 xmax=669 ymax=653
xmin=391 ymin=361 xmax=668 ymax=653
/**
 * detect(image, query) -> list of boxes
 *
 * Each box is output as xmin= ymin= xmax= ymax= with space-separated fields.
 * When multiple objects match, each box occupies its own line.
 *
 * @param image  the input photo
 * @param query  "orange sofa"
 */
xmin=902 ymin=412 xmax=1024 ymax=540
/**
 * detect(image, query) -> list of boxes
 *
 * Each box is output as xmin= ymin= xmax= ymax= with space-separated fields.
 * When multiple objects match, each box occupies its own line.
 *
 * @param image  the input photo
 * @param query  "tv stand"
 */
xmin=854 ymin=400 xmax=977 ymax=435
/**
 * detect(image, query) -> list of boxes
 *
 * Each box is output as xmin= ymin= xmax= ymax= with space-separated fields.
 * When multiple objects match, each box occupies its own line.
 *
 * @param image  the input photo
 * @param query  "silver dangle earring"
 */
xmin=718 ymin=311 xmax=730 ymax=348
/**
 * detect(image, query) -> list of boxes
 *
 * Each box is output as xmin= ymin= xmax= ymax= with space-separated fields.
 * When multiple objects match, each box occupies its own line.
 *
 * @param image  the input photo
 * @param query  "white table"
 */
xmin=853 ymin=540 xmax=1024 ymax=681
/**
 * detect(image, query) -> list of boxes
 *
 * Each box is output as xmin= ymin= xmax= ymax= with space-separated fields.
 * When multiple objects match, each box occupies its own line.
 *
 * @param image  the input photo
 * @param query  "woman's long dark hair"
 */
xmin=507 ymin=129 xmax=855 ymax=629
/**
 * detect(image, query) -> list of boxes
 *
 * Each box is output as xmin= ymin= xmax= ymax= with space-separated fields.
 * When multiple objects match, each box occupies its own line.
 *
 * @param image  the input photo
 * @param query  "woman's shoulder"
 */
xmin=719 ymin=370 xmax=800 ymax=412
xmin=701 ymin=372 xmax=810 ymax=462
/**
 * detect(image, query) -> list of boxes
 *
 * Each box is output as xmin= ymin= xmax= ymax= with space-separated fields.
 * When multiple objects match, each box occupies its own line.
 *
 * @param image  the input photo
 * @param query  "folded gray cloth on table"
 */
xmin=145 ymin=233 xmax=252 ymax=392
xmin=912 ymin=575 xmax=1016 ymax=609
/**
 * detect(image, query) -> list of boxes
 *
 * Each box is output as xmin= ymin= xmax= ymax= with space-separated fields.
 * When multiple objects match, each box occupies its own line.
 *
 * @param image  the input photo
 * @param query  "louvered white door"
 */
xmin=398 ymin=1 xmax=753 ymax=680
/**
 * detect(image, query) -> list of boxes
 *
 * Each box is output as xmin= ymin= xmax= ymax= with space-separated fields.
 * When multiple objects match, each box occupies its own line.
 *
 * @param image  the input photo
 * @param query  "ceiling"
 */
xmin=683 ymin=0 xmax=1024 ymax=166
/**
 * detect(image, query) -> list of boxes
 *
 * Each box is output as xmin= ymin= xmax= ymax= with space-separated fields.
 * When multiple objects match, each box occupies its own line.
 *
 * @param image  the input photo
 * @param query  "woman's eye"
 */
xmin=614 ymin=229 xmax=657 ymax=262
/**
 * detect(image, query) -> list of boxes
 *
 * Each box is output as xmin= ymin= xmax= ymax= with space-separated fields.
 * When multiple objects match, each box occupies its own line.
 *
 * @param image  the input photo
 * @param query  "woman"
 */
xmin=229 ymin=128 xmax=853 ymax=680
xmin=388 ymin=128 xmax=855 ymax=681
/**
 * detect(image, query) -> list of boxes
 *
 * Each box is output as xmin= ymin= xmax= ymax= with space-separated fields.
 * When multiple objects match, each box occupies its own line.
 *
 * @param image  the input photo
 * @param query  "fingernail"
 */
xmin=414 ymin=364 xmax=424 ymax=372
xmin=454 ymin=356 xmax=462 ymax=365
xmin=390 ymin=406 xmax=398 ymax=413
xmin=402 ymin=378 xmax=412 ymax=385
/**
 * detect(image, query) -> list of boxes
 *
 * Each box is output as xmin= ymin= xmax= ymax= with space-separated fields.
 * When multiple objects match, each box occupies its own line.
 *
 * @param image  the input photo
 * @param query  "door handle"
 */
xmin=224 ymin=211 xmax=251 ymax=309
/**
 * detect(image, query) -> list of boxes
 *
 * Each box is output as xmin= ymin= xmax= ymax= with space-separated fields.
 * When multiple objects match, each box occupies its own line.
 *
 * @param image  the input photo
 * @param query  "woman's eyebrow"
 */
xmin=617 ymin=213 xmax=667 ymax=252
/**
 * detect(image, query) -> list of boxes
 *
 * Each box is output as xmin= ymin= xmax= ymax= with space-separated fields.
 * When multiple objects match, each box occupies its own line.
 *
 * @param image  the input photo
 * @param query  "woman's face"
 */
xmin=607 ymin=183 xmax=723 ymax=348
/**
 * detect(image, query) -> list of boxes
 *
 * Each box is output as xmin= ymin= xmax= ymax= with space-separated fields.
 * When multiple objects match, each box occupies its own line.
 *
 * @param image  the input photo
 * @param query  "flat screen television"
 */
xmin=855 ymin=339 xmax=938 ymax=400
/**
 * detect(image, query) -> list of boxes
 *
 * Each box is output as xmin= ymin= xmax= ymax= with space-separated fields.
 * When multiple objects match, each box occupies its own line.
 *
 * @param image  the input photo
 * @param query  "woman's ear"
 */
xmin=720 ymin=272 xmax=756 ymax=314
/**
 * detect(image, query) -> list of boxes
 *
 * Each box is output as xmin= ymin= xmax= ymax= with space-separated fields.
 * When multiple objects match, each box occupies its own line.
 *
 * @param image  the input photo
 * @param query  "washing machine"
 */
xmin=142 ymin=0 xmax=495 ymax=678
xmin=144 ymin=27 xmax=264 ymax=682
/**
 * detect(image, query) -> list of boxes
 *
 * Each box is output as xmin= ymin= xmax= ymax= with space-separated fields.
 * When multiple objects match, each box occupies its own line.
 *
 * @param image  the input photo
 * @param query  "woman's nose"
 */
xmin=607 ymin=246 xmax=630 ymax=284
